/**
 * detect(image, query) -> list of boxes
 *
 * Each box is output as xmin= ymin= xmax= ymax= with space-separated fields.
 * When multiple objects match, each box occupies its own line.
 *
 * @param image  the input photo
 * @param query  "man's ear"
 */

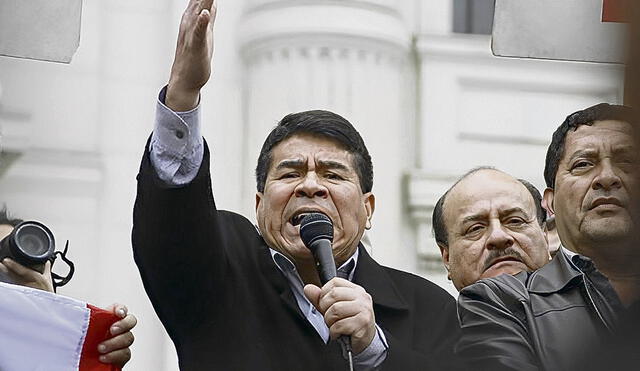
xmin=438 ymin=243 xmax=451 ymax=280
xmin=255 ymin=192 xmax=264 ymax=215
xmin=542 ymin=188 xmax=555 ymax=216
xmin=363 ymin=193 xmax=375 ymax=221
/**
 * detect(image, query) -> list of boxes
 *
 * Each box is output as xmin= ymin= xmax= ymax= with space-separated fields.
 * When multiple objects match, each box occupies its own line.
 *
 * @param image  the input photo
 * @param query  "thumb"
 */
xmin=303 ymin=284 xmax=322 ymax=311
xmin=105 ymin=303 xmax=128 ymax=318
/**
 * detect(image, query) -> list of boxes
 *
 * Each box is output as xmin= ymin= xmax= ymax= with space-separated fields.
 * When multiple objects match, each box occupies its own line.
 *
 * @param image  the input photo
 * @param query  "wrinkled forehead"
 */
xmin=270 ymin=133 xmax=356 ymax=168
xmin=563 ymin=120 xmax=635 ymax=157
xmin=444 ymin=171 xmax=535 ymax=225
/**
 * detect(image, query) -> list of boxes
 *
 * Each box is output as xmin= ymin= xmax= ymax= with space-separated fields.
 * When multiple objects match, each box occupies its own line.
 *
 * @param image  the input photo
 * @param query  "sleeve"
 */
xmin=352 ymin=324 xmax=388 ymax=370
xmin=132 ymin=134 xmax=240 ymax=343
xmin=150 ymin=85 xmax=204 ymax=186
xmin=456 ymin=279 xmax=541 ymax=371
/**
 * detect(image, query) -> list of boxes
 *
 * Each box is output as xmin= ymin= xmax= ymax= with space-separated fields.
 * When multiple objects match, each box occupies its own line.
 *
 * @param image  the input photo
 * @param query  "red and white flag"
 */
xmin=0 ymin=281 xmax=121 ymax=371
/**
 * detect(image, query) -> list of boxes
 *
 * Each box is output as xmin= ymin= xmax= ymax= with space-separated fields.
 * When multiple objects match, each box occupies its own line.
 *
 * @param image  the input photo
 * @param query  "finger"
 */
xmin=0 ymin=262 xmax=8 ymax=275
xmin=324 ymin=301 xmax=361 ymax=327
xmin=328 ymin=315 xmax=365 ymax=340
xmin=319 ymin=277 xmax=356 ymax=297
xmin=194 ymin=9 xmax=211 ymax=40
xmin=99 ymin=347 xmax=132 ymax=367
xmin=111 ymin=314 xmax=138 ymax=335
xmin=105 ymin=303 xmax=128 ymax=318
xmin=99 ymin=331 xmax=135 ymax=354
xmin=303 ymin=284 xmax=322 ymax=310
xmin=318 ymin=286 xmax=361 ymax=313
xmin=2 ymin=258 xmax=35 ymax=277
xmin=186 ymin=0 xmax=201 ymax=14
xmin=200 ymin=0 xmax=214 ymax=12
xmin=42 ymin=261 xmax=52 ymax=276
xmin=3 ymin=259 xmax=48 ymax=284
xmin=2 ymin=258 xmax=54 ymax=292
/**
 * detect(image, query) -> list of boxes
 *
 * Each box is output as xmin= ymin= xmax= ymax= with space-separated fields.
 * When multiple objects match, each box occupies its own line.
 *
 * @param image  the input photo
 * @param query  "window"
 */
xmin=453 ymin=0 xmax=495 ymax=35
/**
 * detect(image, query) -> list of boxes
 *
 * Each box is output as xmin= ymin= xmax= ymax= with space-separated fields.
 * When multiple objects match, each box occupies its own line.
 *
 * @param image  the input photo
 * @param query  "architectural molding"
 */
xmin=239 ymin=1 xmax=410 ymax=61
xmin=0 ymin=149 xmax=102 ymax=198
xmin=244 ymin=0 xmax=402 ymax=18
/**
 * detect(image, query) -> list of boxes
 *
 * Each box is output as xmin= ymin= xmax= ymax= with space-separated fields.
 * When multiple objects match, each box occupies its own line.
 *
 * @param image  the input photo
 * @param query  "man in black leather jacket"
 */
xmin=455 ymin=103 xmax=640 ymax=370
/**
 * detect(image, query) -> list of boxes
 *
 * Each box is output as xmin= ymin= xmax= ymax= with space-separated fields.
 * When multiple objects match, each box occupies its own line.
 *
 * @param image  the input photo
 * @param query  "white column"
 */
xmin=96 ymin=0 xmax=176 ymax=369
xmin=238 ymin=0 xmax=415 ymax=271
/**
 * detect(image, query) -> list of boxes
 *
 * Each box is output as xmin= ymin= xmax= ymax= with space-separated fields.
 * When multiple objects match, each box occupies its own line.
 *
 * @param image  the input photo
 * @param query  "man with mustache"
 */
xmin=455 ymin=103 xmax=640 ymax=370
xmin=433 ymin=167 xmax=551 ymax=293
xmin=132 ymin=0 xmax=459 ymax=369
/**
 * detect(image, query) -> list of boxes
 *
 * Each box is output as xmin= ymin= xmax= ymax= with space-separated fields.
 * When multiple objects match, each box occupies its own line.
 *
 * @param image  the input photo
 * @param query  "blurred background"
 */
xmin=0 ymin=0 xmax=625 ymax=369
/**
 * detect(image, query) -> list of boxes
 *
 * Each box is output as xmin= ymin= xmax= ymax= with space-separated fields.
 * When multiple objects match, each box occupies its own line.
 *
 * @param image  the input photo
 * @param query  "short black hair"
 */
xmin=544 ymin=103 xmax=634 ymax=188
xmin=0 ymin=205 xmax=23 ymax=227
xmin=255 ymin=110 xmax=373 ymax=193
xmin=432 ymin=168 xmax=545 ymax=247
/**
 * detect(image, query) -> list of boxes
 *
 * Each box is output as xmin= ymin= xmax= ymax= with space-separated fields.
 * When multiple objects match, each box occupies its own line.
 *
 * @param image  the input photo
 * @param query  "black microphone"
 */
xmin=299 ymin=213 xmax=354 ymax=371
xmin=299 ymin=213 xmax=336 ymax=284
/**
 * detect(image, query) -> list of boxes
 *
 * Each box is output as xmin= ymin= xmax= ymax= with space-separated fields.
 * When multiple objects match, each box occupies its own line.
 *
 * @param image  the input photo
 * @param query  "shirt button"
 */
xmin=175 ymin=130 xmax=185 ymax=139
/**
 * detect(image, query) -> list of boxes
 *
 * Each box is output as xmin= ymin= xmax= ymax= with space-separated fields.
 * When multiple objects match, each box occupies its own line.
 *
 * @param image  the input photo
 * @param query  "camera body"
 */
xmin=0 ymin=221 xmax=55 ymax=274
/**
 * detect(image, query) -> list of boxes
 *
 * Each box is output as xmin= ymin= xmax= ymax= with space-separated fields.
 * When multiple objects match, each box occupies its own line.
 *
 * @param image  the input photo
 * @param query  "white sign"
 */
xmin=0 ymin=0 xmax=82 ymax=63
xmin=492 ymin=0 xmax=627 ymax=64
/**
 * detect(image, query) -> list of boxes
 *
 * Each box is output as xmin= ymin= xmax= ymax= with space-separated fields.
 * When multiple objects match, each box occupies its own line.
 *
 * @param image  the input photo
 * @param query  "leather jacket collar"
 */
xmin=527 ymin=248 xmax=585 ymax=294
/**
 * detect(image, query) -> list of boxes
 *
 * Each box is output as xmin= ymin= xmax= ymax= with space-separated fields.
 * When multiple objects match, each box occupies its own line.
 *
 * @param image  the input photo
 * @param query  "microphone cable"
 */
xmin=339 ymin=337 xmax=354 ymax=371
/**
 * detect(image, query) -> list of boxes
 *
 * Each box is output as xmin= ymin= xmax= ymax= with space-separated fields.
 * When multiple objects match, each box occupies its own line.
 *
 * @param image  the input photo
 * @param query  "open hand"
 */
xmin=166 ymin=0 xmax=218 ymax=111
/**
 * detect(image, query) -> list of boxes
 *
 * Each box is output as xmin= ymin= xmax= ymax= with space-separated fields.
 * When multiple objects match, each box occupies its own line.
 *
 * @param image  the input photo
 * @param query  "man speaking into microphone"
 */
xmin=132 ymin=0 xmax=459 ymax=370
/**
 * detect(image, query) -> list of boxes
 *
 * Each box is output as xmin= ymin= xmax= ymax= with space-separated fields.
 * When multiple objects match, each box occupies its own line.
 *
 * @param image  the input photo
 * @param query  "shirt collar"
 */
xmin=561 ymin=245 xmax=578 ymax=258
xmin=269 ymin=247 xmax=360 ymax=282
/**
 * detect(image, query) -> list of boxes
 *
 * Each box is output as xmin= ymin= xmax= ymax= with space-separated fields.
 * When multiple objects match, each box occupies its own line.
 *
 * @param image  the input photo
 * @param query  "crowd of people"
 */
xmin=4 ymin=0 xmax=640 ymax=369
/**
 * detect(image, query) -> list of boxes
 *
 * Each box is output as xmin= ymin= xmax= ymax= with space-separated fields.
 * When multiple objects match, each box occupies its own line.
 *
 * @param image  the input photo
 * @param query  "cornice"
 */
xmin=239 ymin=1 xmax=410 ymax=60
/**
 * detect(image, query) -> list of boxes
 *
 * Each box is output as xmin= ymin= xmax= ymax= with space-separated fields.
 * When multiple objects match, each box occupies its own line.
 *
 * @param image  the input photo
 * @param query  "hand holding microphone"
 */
xmin=300 ymin=213 xmax=377 ymax=359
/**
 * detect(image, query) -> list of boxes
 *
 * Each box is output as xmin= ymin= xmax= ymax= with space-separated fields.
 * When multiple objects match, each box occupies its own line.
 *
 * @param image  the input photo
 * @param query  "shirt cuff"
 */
xmin=352 ymin=324 xmax=388 ymax=370
xmin=150 ymin=86 xmax=204 ymax=185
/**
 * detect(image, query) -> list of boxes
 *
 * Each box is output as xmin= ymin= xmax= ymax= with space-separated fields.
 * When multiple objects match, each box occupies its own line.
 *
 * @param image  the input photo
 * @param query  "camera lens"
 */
xmin=0 ymin=221 xmax=56 ymax=265
xmin=15 ymin=224 xmax=50 ymax=257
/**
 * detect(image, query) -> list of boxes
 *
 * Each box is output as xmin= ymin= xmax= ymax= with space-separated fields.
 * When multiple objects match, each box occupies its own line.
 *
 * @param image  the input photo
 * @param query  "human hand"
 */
xmin=304 ymin=278 xmax=376 ymax=354
xmin=0 ymin=258 xmax=54 ymax=292
xmin=97 ymin=303 xmax=137 ymax=367
xmin=166 ymin=0 xmax=218 ymax=111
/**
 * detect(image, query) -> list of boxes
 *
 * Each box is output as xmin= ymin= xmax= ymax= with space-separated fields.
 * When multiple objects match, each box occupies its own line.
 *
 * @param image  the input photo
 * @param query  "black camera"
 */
xmin=0 ymin=221 xmax=55 ymax=273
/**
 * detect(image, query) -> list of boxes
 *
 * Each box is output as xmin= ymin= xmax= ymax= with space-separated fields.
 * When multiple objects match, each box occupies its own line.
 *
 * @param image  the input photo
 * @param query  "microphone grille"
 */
xmin=299 ymin=213 xmax=334 ymax=247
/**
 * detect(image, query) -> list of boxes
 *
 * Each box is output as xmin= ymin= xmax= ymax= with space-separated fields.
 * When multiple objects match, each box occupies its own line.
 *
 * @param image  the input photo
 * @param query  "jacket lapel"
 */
xmin=353 ymin=245 xmax=409 ymax=311
xmin=256 ymin=241 xmax=307 ymax=320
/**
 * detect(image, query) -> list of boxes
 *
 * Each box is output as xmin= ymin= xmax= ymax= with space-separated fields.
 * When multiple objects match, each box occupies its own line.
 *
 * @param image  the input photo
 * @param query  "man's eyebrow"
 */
xmin=500 ymin=207 xmax=530 ymax=217
xmin=460 ymin=213 xmax=486 ymax=224
xmin=566 ymin=148 xmax=597 ymax=162
xmin=612 ymin=145 xmax=637 ymax=156
xmin=317 ymin=160 xmax=350 ymax=171
xmin=569 ymin=149 xmax=597 ymax=159
xmin=274 ymin=159 xmax=352 ymax=172
xmin=274 ymin=159 xmax=305 ymax=171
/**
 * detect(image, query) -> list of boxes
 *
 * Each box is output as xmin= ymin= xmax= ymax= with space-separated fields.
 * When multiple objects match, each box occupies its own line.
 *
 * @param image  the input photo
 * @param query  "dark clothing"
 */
xmin=133 ymin=140 xmax=460 ymax=370
xmin=456 ymin=250 xmax=620 ymax=371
